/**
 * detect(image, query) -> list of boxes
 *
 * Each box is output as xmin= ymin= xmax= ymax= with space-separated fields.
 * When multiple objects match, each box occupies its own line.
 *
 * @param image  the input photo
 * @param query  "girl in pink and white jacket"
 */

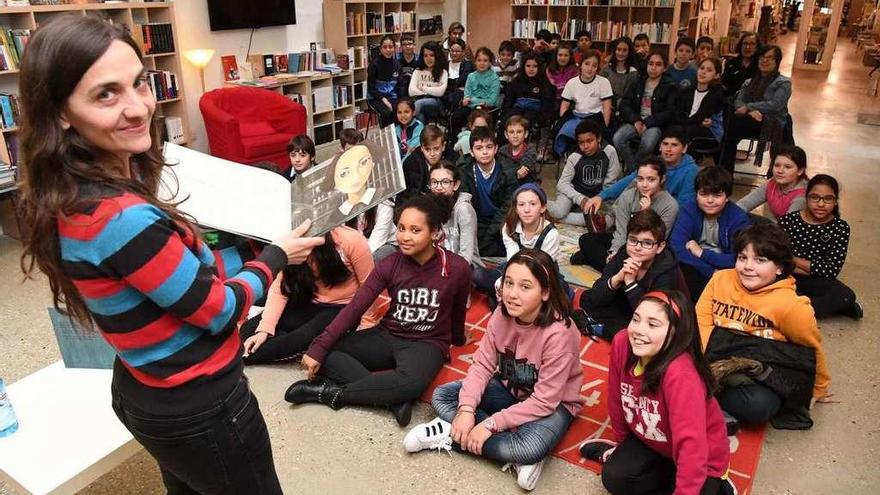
xmin=403 ymin=249 xmax=583 ymax=492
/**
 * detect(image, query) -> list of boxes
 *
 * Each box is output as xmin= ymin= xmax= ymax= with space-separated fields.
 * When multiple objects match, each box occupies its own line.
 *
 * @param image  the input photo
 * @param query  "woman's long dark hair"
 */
xmin=610 ymin=36 xmax=636 ymax=71
xmin=735 ymin=32 xmax=761 ymax=61
xmin=18 ymin=15 xmax=196 ymax=328
xmin=745 ymin=45 xmax=782 ymax=102
xmin=418 ymin=41 xmax=447 ymax=82
xmin=516 ymin=51 xmax=547 ymax=82
xmin=280 ymin=230 xmax=351 ymax=307
xmin=634 ymin=290 xmax=717 ymax=396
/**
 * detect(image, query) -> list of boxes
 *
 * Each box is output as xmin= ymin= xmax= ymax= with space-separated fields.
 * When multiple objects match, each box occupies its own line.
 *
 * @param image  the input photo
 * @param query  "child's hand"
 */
xmin=582 ymin=196 xmax=603 ymax=214
xmin=242 ymin=331 xmax=269 ymax=357
xmin=301 ymin=354 xmax=321 ymax=380
xmin=382 ymin=98 xmax=393 ymax=110
xmin=622 ymin=258 xmax=641 ymax=285
xmin=462 ymin=97 xmax=471 ymax=106
xmin=605 ymin=251 xmax=616 ymax=263
xmin=634 ymin=121 xmax=646 ymax=135
xmin=810 ymin=392 xmax=839 ymax=409
xmin=638 ymin=194 xmax=652 ymax=210
xmin=451 ymin=410 xmax=476 ymax=445
xmin=735 ymin=106 xmax=748 ymax=114
xmin=516 ymin=166 xmax=529 ymax=179
xmin=465 ymin=424 xmax=493 ymax=456
xmin=701 ymin=118 xmax=713 ymax=127
xmin=686 ymin=240 xmax=703 ymax=258
xmin=749 ymin=110 xmax=763 ymax=122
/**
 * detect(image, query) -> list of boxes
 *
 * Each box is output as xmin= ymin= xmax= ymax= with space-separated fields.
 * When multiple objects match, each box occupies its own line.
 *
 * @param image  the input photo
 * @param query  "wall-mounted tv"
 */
xmin=207 ymin=0 xmax=297 ymax=31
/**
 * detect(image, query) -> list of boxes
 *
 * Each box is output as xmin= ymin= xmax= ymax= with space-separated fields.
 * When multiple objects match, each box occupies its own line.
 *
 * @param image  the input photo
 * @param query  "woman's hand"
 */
xmin=451 ymin=410 xmax=476 ymax=445
xmin=633 ymin=121 xmax=646 ymax=135
xmin=272 ymin=220 xmax=326 ymax=265
xmin=748 ymin=110 xmax=763 ymax=122
xmin=686 ymin=240 xmax=703 ymax=258
xmin=301 ymin=354 xmax=321 ymax=380
xmin=701 ymin=118 xmax=713 ymax=127
xmin=462 ymin=97 xmax=471 ymax=106
xmin=735 ymin=106 xmax=748 ymax=115
xmin=242 ymin=331 xmax=269 ymax=357
xmin=465 ymin=423 xmax=493 ymax=456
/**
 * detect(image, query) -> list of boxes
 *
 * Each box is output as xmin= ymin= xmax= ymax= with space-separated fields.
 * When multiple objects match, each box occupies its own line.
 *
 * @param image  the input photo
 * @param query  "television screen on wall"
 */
xmin=207 ymin=0 xmax=296 ymax=31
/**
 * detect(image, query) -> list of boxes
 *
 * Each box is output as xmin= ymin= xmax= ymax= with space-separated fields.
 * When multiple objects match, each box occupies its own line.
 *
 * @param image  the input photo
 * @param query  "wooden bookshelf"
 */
xmin=0 ymin=1 xmax=191 ymax=163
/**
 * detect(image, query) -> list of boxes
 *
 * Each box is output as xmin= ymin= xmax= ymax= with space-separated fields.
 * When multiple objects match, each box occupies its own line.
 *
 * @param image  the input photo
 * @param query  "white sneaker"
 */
xmin=502 ymin=459 xmax=546 ymax=491
xmin=403 ymin=418 xmax=453 ymax=453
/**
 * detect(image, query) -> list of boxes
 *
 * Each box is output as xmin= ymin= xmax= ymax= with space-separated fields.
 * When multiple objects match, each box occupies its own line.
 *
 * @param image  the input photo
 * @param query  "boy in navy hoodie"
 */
xmin=670 ymin=166 xmax=750 ymax=299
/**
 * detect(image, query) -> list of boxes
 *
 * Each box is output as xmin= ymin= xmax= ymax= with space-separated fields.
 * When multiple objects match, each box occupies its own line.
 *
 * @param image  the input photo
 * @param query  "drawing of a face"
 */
xmin=334 ymin=144 xmax=375 ymax=203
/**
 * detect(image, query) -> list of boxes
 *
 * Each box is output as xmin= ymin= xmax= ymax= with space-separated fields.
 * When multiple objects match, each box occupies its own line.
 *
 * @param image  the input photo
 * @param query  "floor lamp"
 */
xmin=183 ymin=49 xmax=216 ymax=95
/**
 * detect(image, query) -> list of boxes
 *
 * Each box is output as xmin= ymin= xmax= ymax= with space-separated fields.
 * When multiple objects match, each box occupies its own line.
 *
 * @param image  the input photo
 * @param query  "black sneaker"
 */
xmin=571 ymin=309 xmax=590 ymax=334
xmin=723 ymin=410 xmax=740 ymax=436
xmin=579 ymin=438 xmax=616 ymax=463
xmin=570 ymin=250 xmax=587 ymax=266
xmin=851 ymin=299 xmax=864 ymax=320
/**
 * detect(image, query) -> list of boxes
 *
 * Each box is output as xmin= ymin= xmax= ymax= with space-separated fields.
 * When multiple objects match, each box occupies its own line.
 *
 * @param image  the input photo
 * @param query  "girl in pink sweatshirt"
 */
xmin=403 ymin=249 xmax=583 ymax=492
xmin=580 ymin=290 xmax=734 ymax=495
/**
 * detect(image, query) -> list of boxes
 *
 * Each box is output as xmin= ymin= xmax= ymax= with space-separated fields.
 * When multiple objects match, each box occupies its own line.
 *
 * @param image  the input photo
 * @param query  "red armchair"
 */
xmin=199 ymin=86 xmax=307 ymax=172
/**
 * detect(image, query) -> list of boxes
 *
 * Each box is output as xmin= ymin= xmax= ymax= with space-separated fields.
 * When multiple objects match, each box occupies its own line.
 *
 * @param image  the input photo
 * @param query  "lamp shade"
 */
xmin=183 ymin=49 xmax=216 ymax=69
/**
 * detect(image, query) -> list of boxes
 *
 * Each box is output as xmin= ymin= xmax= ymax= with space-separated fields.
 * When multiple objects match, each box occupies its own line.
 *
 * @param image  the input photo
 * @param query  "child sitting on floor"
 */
xmin=404 ymin=249 xmax=583 ymax=492
xmin=499 ymin=115 xmax=541 ymax=184
xmin=454 ymin=107 xmax=493 ymax=157
xmin=779 ymin=174 xmax=862 ymax=319
xmin=737 ymin=145 xmax=808 ymax=222
xmin=395 ymin=99 xmax=423 ymax=161
xmin=548 ymin=119 xmax=621 ymax=226
xmin=579 ymin=210 xmax=681 ymax=339
xmin=428 ymin=160 xmax=482 ymax=268
xmin=697 ymin=223 xmax=832 ymax=428
xmin=670 ymin=166 xmax=750 ymax=299
xmin=581 ymin=290 xmax=735 ymax=495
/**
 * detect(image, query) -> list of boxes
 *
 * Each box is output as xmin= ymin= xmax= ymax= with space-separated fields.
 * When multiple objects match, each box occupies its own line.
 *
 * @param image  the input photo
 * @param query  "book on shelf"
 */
xmin=0 ymin=28 xmax=29 ymax=72
xmin=0 ymin=93 xmax=19 ymax=130
xmin=275 ymin=54 xmax=289 ymax=73
xmin=136 ymin=23 xmax=175 ymax=56
xmin=285 ymin=93 xmax=304 ymax=105
xmin=348 ymin=46 xmax=366 ymax=70
xmin=312 ymin=86 xmax=334 ymax=114
xmin=146 ymin=70 xmax=178 ymax=102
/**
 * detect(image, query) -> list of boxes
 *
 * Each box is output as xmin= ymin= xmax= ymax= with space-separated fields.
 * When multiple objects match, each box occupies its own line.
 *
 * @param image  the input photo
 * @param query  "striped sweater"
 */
xmin=59 ymin=191 xmax=286 ymax=413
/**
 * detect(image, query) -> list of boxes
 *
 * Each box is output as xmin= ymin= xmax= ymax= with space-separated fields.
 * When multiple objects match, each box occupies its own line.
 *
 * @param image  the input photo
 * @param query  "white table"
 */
xmin=0 ymin=362 xmax=142 ymax=495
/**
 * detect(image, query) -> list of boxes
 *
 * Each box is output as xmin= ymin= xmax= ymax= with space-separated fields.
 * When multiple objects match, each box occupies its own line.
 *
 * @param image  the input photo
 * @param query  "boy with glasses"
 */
xmin=397 ymin=34 xmax=419 ymax=95
xmin=578 ymin=209 xmax=681 ymax=339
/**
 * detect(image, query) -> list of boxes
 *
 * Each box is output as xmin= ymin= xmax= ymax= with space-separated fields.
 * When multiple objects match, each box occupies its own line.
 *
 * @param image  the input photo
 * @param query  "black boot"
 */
xmin=284 ymin=377 xmax=343 ymax=410
xmin=389 ymin=401 xmax=413 ymax=427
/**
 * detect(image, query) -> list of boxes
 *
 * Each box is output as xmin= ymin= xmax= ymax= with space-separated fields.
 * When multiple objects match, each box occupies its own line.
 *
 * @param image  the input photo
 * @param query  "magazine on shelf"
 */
xmin=160 ymin=125 xmax=404 ymax=241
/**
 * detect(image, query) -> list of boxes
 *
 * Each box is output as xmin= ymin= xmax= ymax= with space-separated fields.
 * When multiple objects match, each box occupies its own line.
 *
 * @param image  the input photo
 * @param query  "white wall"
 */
xmin=173 ymin=0 xmax=323 ymax=152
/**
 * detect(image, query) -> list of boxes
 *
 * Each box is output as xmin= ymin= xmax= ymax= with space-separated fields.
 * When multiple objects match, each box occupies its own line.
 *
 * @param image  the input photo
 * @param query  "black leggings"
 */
xmin=717 ymin=383 xmax=782 ymax=425
xmin=603 ymin=435 xmax=734 ymax=495
xmin=719 ymin=113 xmax=763 ymax=174
xmin=794 ymin=275 xmax=857 ymax=317
xmin=240 ymin=303 xmax=343 ymax=364
xmin=579 ymin=288 xmax=632 ymax=339
xmin=320 ymin=327 xmax=446 ymax=406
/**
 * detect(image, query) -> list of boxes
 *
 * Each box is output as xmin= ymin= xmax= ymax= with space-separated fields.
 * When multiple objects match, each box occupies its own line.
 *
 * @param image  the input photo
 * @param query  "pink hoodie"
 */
xmin=458 ymin=310 xmax=584 ymax=432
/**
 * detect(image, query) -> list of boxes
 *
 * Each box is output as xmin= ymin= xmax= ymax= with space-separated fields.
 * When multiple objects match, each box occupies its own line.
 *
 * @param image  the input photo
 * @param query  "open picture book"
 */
xmin=160 ymin=125 xmax=404 ymax=241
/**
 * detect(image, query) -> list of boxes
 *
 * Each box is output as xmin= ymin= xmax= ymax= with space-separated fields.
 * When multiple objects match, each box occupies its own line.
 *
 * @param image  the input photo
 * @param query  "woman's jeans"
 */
xmin=414 ymin=96 xmax=444 ymax=123
xmin=111 ymin=376 xmax=282 ymax=495
xmin=432 ymin=378 xmax=574 ymax=465
xmin=612 ymin=124 xmax=662 ymax=172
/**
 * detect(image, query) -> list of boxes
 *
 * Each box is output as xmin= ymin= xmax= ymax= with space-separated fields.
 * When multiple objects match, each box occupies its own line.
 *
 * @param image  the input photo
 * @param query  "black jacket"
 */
xmin=721 ymin=56 xmax=759 ymax=99
xmin=457 ymin=154 xmax=519 ymax=245
xmin=618 ymin=74 xmax=678 ymax=128
xmin=587 ymin=247 xmax=680 ymax=311
xmin=447 ymin=60 xmax=474 ymax=93
xmin=399 ymin=147 xmax=460 ymax=203
xmin=675 ymin=84 xmax=726 ymax=126
xmin=502 ymin=74 xmax=556 ymax=121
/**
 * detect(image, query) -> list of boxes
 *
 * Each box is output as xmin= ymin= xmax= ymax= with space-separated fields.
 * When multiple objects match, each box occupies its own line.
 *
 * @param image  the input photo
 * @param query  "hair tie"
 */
xmin=643 ymin=291 xmax=681 ymax=318
xmin=514 ymin=253 xmax=552 ymax=283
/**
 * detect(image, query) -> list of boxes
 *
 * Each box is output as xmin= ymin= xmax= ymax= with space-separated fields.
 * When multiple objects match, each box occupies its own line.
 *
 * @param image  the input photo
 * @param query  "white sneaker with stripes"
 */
xmin=403 ymin=418 xmax=453 ymax=453
xmin=502 ymin=459 xmax=546 ymax=491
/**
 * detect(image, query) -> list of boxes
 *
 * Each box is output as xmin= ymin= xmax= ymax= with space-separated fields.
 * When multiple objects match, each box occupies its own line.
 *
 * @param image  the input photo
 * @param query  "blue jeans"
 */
xmin=432 ymin=378 xmax=574 ymax=465
xmin=414 ymin=96 xmax=443 ymax=123
xmin=111 ymin=376 xmax=282 ymax=495
xmin=612 ymin=124 xmax=662 ymax=172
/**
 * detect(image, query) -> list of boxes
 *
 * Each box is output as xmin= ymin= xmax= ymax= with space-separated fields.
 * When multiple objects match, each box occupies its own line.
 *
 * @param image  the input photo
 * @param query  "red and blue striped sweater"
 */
xmin=59 ymin=191 xmax=286 ymax=413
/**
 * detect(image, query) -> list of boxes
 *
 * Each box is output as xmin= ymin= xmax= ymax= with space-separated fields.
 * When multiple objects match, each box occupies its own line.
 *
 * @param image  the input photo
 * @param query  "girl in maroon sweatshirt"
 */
xmin=403 ymin=249 xmax=583 ymax=492
xmin=285 ymin=195 xmax=472 ymax=427
xmin=580 ymin=290 xmax=734 ymax=495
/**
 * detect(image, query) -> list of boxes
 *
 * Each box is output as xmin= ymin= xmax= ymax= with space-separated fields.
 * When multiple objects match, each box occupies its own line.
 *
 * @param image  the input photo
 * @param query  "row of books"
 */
xmin=346 ymin=11 xmax=417 ymax=35
xmin=136 ymin=23 xmax=175 ymax=56
xmin=514 ymin=0 xmax=673 ymax=5
xmin=146 ymin=69 xmax=178 ymax=102
xmin=512 ymin=18 xmax=671 ymax=43
xmin=0 ymin=28 xmax=30 ymax=72
xmin=0 ymin=93 xmax=19 ymax=130
xmin=2 ymin=134 xmax=17 ymax=170
xmin=336 ymin=46 xmax=367 ymax=71
xmin=333 ymin=85 xmax=353 ymax=109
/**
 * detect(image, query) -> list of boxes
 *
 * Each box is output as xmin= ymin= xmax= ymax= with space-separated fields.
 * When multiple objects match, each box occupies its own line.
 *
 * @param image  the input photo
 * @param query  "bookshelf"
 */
xmin=0 ymin=1 xmax=190 ymax=168
xmin=508 ymin=0 xmax=694 ymax=61
xmin=322 ymin=0 xmax=425 ymax=124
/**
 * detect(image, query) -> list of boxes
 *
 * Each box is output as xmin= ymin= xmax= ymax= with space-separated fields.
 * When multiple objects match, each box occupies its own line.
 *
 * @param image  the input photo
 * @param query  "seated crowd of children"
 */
xmin=246 ymin=27 xmax=859 ymax=493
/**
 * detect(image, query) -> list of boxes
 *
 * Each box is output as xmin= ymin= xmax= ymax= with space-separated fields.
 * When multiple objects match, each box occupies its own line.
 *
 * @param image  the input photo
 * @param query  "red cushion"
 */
xmin=238 ymin=121 xmax=276 ymax=138
xmin=241 ymin=133 xmax=294 ymax=159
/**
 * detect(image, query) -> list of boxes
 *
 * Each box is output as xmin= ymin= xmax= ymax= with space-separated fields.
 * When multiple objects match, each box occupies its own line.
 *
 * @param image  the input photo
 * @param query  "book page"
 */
xmin=160 ymin=143 xmax=291 ymax=242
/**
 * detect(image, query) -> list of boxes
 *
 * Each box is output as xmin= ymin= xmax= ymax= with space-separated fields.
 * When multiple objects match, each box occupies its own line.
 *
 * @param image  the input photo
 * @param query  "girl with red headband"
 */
xmin=403 ymin=249 xmax=583 ymax=491
xmin=581 ymin=290 xmax=735 ymax=495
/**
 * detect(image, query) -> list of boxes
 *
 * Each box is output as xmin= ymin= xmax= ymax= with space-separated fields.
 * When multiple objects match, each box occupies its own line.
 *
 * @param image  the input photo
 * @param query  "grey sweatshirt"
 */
xmin=610 ymin=187 xmax=680 ymax=255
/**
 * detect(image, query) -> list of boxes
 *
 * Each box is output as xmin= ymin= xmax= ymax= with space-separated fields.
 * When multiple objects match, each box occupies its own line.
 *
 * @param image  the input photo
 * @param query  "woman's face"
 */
xmin=396 ymin=103 xmax=414 ymax=126
xmin=741 ymin=36 xmax=758 ymax=58
xmin=423 ymin=48 xmax=436 ymax=68
xmin=735 ymin=243 xmax=782 ymax=291
xmin=502 ymin=262 xmax=548 ymax=324
xmin=806 ymin=184 xmax=837 ymax=223
xmin=524 ymin=59 xmax=539 ymax=77
xmin=615 ymin=42 xmax=629 ymax=63
xmin=556 ymin=48 xmax=571 ymax=67
xmin=60 ymin=40 xmax=156 ymax=165
xmin=396 ymin=208 xmax=434 ymax=257
xmin=580 ymin=56 xmax=599 ymax=79
xmin=334 ymin=145 xmax=374 ymax=196
xmin=772 ymin=155 xmax=802 ymax=187
xmin=758 ymin=50 xmax=778 ymax=74
xmin=449 ymin=44 xmax=464 ymax=62
xmin=381 ymin=40 xmax=395 ymax=58
xmin=628 ymin=300 xmax=670 ymax=362
xmin=429 ymin=168 xmax=459 ymax=197
xmin=697 ymin=60 xmax=719 ymax=85
xmin=635 ymin=166 xmax=662 ymax=198
xmin=646 ymin=54 xmax=665 ymax=78
xmin=475 ymin=53 xmax=491 ymax=72
xmin=515 ymin=190 xmax=546 ymax=227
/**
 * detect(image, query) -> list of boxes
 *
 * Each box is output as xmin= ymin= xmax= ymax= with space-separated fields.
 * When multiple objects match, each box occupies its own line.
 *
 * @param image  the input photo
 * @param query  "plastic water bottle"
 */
xmin=0 ymin=378 xmax=19 ymax=437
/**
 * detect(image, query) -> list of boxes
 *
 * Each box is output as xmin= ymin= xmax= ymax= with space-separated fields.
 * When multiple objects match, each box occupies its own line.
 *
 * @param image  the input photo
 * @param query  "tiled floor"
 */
xmin=0 ymin=32 xmax=878 ymax=494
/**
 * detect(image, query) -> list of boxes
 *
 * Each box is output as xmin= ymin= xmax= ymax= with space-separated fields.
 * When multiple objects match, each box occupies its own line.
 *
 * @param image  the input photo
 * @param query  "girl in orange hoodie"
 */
xmin=696 ymin=223 xmax=831 ymax=425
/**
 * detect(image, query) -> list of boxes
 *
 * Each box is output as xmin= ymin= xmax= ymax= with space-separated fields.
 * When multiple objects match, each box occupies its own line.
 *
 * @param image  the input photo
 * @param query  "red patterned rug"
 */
xmin=410 ymin=290 xmax=767 ymax=495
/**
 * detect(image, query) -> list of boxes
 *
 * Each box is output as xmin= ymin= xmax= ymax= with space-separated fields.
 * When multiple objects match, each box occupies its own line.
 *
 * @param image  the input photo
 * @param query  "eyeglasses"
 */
xmin=627 ymin=237 xmax=659 ymax=249
xmin=807 ymin=194 xmax=837 ymax=204
xmin=430 ymin=179 xmax=454 ymax=188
